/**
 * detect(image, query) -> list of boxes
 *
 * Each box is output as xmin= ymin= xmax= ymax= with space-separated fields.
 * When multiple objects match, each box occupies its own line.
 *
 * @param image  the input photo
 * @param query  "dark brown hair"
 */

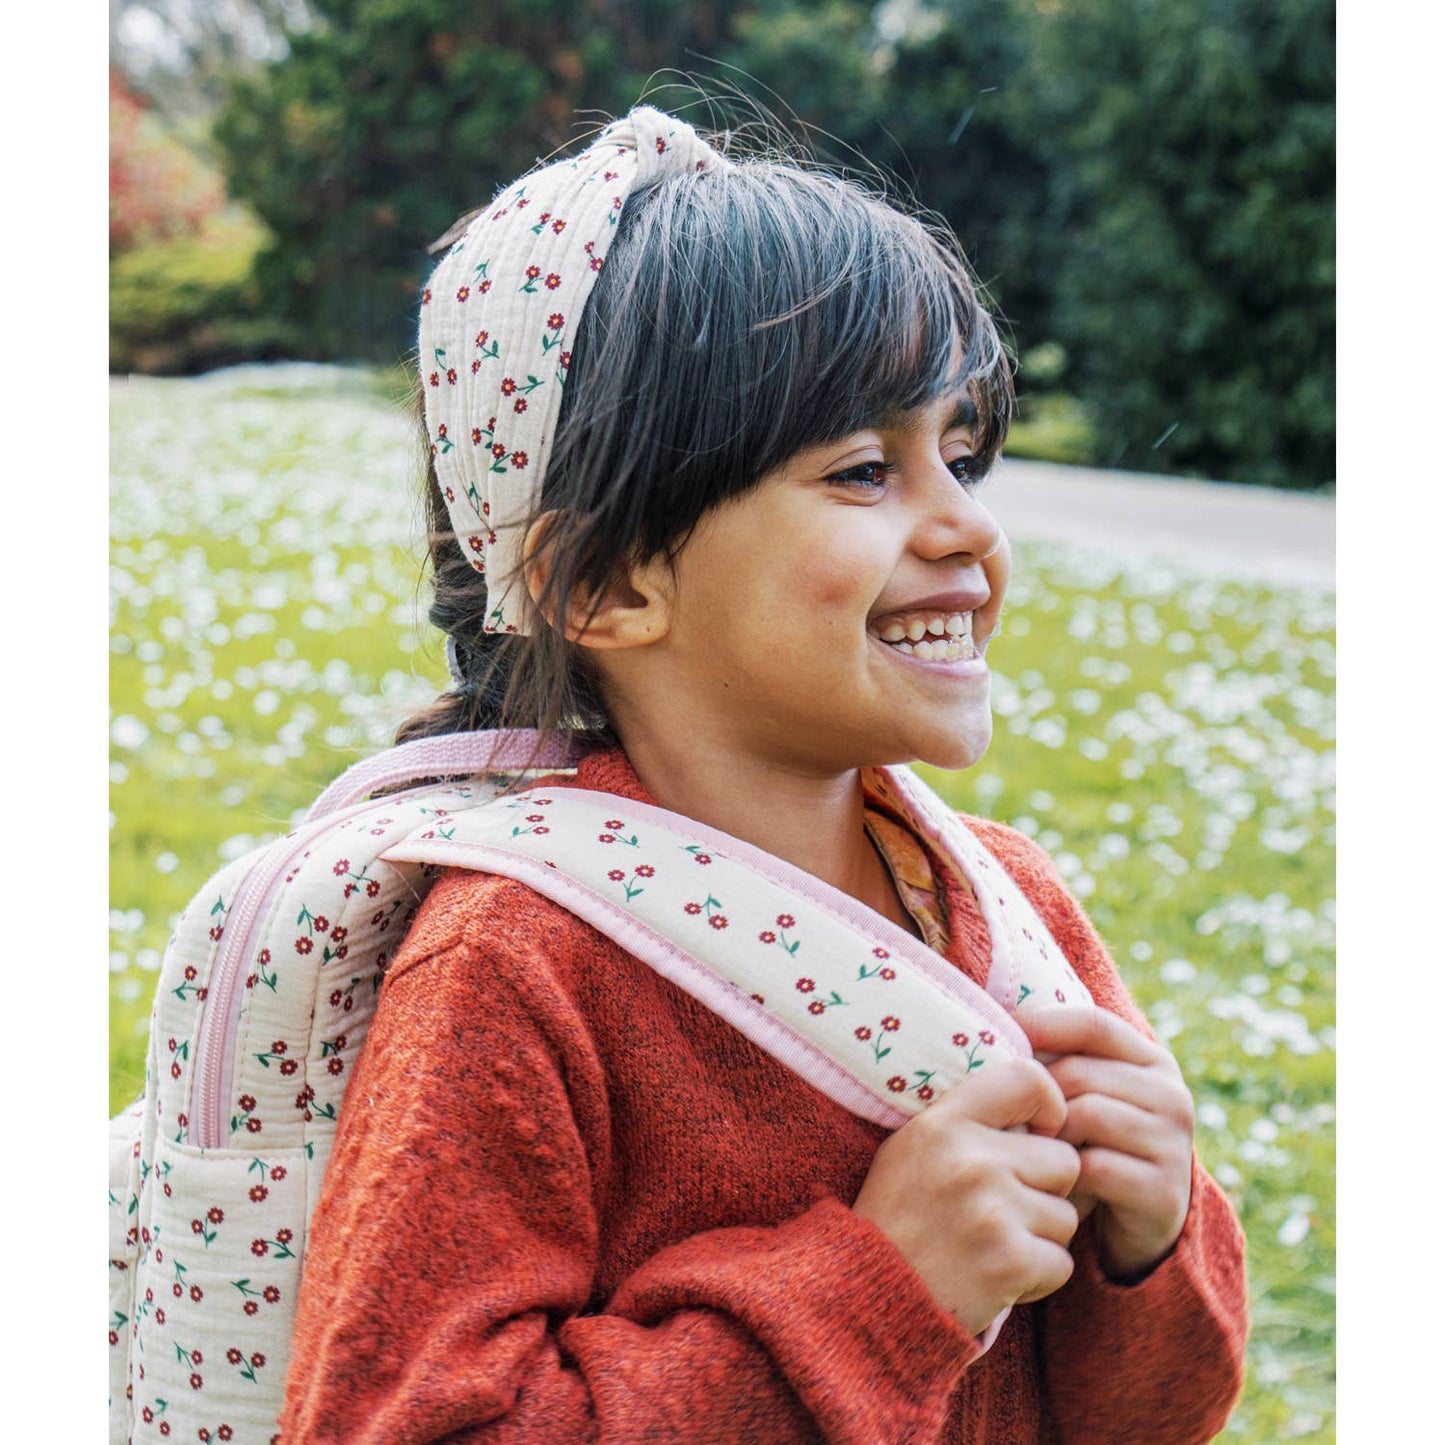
xmin=397 ymin=151 xmax=1013 ymax=750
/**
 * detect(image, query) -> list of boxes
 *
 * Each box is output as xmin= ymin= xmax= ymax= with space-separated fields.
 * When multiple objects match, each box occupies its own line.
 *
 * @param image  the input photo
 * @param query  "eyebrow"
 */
xmin=873 ymin=394 xmax=978 ymax=435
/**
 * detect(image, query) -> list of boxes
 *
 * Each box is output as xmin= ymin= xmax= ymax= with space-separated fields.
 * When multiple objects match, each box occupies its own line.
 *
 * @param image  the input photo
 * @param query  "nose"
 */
xmin=912 ymin=466 xmax=1002 ymax=566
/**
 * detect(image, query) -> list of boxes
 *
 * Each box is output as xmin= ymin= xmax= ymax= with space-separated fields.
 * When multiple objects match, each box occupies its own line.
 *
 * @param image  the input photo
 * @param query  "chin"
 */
xmin=908 ymin=717 xmax=994 ymax=774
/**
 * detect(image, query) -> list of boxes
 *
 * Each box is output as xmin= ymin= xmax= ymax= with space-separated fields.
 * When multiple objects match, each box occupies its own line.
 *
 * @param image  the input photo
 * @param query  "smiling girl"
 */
xmin=282 ymin=108 xmax=1247 ymax=1443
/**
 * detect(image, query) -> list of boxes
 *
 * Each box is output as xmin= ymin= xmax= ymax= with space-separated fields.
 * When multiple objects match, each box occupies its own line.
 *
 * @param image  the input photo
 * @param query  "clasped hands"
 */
xmin=853 ymin=1007 xmax=1195 ymax=1337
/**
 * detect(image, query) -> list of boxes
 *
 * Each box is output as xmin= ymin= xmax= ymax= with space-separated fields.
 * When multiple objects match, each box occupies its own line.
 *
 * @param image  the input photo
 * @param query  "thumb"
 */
xmin=936 ymin=1058 xmax=1068 ymax=1138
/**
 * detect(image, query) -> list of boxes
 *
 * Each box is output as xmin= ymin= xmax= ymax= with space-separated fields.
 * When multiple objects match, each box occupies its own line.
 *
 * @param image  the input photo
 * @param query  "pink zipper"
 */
xmin=190 ymin=789 xmax=430 ymax=1149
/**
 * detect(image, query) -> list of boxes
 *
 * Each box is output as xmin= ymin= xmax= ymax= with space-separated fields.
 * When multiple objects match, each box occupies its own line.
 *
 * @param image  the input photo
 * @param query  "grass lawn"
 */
xmin=110 ymin=365 xmax=1335 ymax=1441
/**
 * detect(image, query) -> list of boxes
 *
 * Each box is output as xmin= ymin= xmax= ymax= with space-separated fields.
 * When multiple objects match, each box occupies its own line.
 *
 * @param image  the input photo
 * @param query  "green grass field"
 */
xmin=110 ymin=365 xmax=1335 ymax=1440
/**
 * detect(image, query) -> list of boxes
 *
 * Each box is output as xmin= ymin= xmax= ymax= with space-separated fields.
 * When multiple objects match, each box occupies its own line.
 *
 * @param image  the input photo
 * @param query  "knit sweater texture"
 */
xmin=282 ymin=748 xmax=1248 ymax=1443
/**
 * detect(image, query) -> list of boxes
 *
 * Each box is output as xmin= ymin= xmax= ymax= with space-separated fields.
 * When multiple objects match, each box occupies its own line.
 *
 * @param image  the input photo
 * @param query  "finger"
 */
xmin=931 ymin=1059 xmax=1068 ymax=1138
xmin=1013 ymin=1235 xmax=1076 ymax=1305
xmin=1054 ymin=1092 xmax=1178 ymax=1161
xmin=998 ymin=1130 xmax=1083 ymax=1198
xmin=1019 ymin=1006 xmax=1159 ymax=1067
xmin=1020 ymin=1183 xmax=1081 ymax=1249
xmin=1045 ymin=1054 xmax=1190 ymax=1122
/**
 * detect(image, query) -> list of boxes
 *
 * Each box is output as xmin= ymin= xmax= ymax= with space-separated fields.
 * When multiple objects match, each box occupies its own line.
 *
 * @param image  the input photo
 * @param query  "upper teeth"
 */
xmin=872 ymin=612 xmax=977 ymax=661
xmin=877 ymin=613 xmax=970 ymax=644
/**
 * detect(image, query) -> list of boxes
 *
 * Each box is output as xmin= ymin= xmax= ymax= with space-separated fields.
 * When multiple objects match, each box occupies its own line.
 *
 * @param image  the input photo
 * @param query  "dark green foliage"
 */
xmin=1008 ymin=0 xmax=1335 ymax=486
xmin=206 ymin=0 xmax=1333 ymax=486
xmin=213 ymin=0 xmax=748 ymax=363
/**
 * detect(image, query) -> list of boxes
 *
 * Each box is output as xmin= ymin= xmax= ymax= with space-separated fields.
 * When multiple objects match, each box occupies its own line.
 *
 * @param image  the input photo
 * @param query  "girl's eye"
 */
xmin=949 ymin=454 xmax=987 ymax=490
xmin=827 ymin=460 xmax=897 ymax=492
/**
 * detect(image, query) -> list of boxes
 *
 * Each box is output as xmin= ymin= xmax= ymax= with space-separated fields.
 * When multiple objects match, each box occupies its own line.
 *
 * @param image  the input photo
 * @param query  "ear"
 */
xmin=523 ymin=513 xmax=674 ymax=651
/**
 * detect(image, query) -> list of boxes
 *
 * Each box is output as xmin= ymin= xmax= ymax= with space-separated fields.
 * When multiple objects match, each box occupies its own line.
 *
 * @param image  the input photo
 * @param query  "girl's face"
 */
xmin=650 ymin=386 xmax=1004 ymax=777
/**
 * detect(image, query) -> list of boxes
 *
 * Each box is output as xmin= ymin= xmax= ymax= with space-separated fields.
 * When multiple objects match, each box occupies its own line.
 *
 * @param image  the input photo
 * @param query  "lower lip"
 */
xmin=870 ymin=635 xmax=990 ymax=677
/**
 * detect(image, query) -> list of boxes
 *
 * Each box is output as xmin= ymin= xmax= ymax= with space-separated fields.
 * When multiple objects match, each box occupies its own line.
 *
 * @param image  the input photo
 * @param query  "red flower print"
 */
xmin=873 ymin=947 xmax=890 ymax=960
xmin=491 ymin=442 xmax=507 ymax=460
xmin=295 ymin=936 xmax=313 ymax=955
xmin=952 ymin=1032 xmax=970 ymax=1047
xmin=438 ymin=424 xmax=448 ymax=439
xmin=184 ymin=965 xmax=198 ymax=981
xmin=366 ymin=879 xmax=381 ymax=898
xmin=142 ymin=1408 xmax=154 ymax=1424
xmin=513 ymin=398 xmax=528 ymax=414
xmin=171 ymin=1061 xmax=182 ymax=1080
xmin=257 ymin=949 xmax=271 ymax=966
xmin=684 ymin=902 xmax=702 ymax=916
xmin=796 ymin=978 xmax=816 ymax=993
xmin=312 ymin=915 xmax=329 ymax=933
xmin=333 ymin=859 xmax=349 ymax=876
xmin=428 ymin=371 xmax=439 ymax=387
xmin=548 ymin=312 xmax=564 ymax=329
xmin=808 ymin=1000 xmax=826 ymax=1015
xmin=243 ymin=1301 xmax=259 ymax=1316
xmin=1055 ymin=988 xmax=1066 ymax=1002
xmin=855 ymin=1026 xmax=872 ymax=1040
xmin=280 ymin=1059 xmax=298 ymax=1076
xmin=599 ymin=833 xmax=616 ymax=844
xmin=605 ymin=819 xmax=624 ymax=829
xmin=532 ymin=825 xmax=549 ymax=834
xmin=327 ymin=1058 xmax=344 ymax=1076
xmin=525 ymin=265 xmax=540 ymax=281
xmin=709 ymin=915 xmax=729 ymax=930
xmin=271 ymin=1040 xmax=287 ymax=1055
xmin=751 ymin=992 xmax=765 ymax=1004
xmin=276 ymin=1229 xmax=293 ymax=1245
xmin=887 ymin=1076 xmax=907 ymax=1092
xmin=881 ymin=967 xmax=896 ymax=980
xmin=552 ymin=219 xmax=566 ymax=234
xmin=510 ymin=450 xmax=528 ymax=469
xmin=759 ymin=930 xmax=776 ymax=944
xmin=980 ymin=1031 xmax=995 ymax=1045
xmin=160 ymin=1424 xmax=171 ymax=1437
xmin=526 ymin=814 xmax=544 ymax=822
xmin=479 ymin=278 xmax=492 ymax=293
xmin=456 ymin=285 xmax=470 ymax=302
xmin=544 ymin=273 xmax=561 ymax=289
xmin=693 ymin=853 xmax=712 ymax=865
xmin=173 ymin=1282 xmax=183 ymax=1297
xmin=446 ymin=368 xmax=457 ymax=384
xmin=227 ymin=1349 xmax=243 ymax=1365
xmin=246 ymin=1118 xmax=261 ymax=1133
xmin=608 ymin=869 xmax=625 ymax=882
xmin=219 ymin=1429 xmax=233 ymax=1441
xmin=501 ymin=376 xmax=517 ymax=395
xmin=190 ymin=1374 xmax=203 ymax=1390
xmin=468 ymin=536 xmax=484 ymax=554
xmin=200 ymin=1431 xmax=212 ymax=1443
xmin=263 ymin=1286 xmax=280 ymax=1304
xmin=208 ymin=1205 xmax=225 ymax=1223
xmin=270 ymin=1166 xmax=286 ymax=1180
xmin=776 ymin=914 xmax=796 ymax=929
xmin=155 ymin=1306 xmax=166 ymax=1324
xmin=590 ymin=256 xmax=604 ymax=271
xmin=917 ymin=1086 xmax=936 ymax=1102
xmin=249 ymin=1185 xmax=268 ymax=1203
xmin=331 ymin=925 xmax=346 ymax=942
xmin=192 ymin=1349 xmax=204 ymax=1365
xmin=251 ymin=1240 xmax=268 ymax=1257
xmin=421 ymin=288 xmax=431 ymax=304
xmin=560 ymin=350 xmax=572 ymax=369
xmin=251 ymin=1353 xmax=266 ymax=1368
xmin=471 ymin=359 xmax=481 ymax=374
xmin=472 ymin=427 xmax=483 ymax=445
xmin=655 ymin=136 xmax=667 ymax=154
xmin=881 ymin=1017 xmax=900 ymax=1033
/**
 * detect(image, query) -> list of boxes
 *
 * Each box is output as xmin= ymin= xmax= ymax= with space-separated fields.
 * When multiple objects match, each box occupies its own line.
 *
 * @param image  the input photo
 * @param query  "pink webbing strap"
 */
xmin=305 ymin=729 xmax=584 ymax=821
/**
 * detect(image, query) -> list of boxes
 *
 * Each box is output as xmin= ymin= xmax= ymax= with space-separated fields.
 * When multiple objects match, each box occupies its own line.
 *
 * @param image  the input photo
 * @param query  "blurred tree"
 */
xmin=1015 ymin=0 xmax=1335 ymax=487
xmin=212 ymin=0 xmax=745 ymax=362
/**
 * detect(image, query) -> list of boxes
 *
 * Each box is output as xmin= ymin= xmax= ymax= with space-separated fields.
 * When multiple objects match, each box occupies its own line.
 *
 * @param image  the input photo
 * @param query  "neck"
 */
xmin=611 ymin=720 xmax=911 ymax=930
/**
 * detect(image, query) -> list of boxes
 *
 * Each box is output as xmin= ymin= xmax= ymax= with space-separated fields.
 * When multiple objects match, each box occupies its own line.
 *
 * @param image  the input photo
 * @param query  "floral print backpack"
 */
xmin=109 ymin=731 xmax=1090 ymax=1444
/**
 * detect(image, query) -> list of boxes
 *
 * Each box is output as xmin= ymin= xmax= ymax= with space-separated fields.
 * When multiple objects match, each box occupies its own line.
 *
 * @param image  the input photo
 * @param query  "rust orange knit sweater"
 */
xmin=282 ymin=748 xmax=1247 ymax=1443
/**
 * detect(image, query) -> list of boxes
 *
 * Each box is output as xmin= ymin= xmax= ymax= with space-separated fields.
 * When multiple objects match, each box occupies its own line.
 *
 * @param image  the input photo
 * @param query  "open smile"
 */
xmin=867 ymin=595 xmax=990 ymax=670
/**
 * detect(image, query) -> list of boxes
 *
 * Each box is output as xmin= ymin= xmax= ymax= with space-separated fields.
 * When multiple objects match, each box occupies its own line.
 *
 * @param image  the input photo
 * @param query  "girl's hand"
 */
xmin=1018 ymin=1008 xmax=1195 ymax=1281
xmin=853 ymin=1058 xmax=1082 ymax=1336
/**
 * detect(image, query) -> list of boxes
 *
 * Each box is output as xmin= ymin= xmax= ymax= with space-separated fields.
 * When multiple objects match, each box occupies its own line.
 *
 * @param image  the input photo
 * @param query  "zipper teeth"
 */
xmin=191 ymin=784 xmax=460 ymax=1148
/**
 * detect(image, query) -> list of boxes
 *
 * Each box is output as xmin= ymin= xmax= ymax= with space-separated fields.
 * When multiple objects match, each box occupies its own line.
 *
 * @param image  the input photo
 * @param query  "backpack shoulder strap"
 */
xmin=385 ymin=773 xmax=1092 ymax=1131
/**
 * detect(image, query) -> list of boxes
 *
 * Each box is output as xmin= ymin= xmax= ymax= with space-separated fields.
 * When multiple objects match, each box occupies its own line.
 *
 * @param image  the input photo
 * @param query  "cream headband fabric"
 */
xmin=419 ymin=106 xmax=729 ymax=637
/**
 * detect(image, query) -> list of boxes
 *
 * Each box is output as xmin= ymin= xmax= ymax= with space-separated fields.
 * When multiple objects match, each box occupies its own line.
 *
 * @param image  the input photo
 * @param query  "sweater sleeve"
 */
xmin=281 ymin=879 xmax=978 ymax=1444
xmin=966 ymin=819 xmax=1249 ymax=1445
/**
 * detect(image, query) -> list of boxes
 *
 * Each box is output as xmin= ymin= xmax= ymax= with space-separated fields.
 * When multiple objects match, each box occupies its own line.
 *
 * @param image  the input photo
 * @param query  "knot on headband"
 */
xmin=419 ymin=107 xmax=729 ymax=636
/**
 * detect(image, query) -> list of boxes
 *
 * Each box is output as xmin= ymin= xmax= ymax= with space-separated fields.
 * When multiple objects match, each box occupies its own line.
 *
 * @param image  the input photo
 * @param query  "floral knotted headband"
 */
xmin=418 ymin=107 xmax=729 ymax=637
